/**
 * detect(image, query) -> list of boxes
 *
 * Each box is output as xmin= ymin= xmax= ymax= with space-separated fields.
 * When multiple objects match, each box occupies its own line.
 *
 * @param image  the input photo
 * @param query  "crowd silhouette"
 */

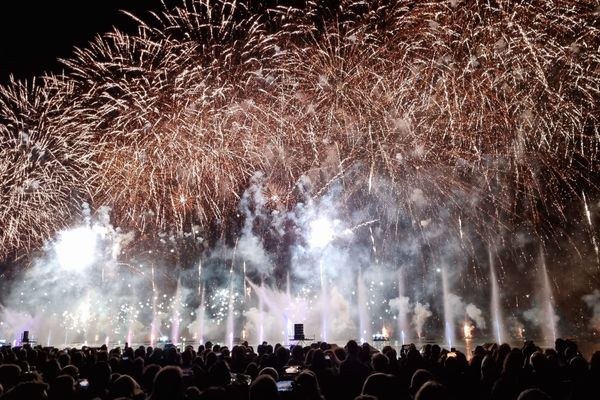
xmin=0 ymin=337 xmax=598 ymax=399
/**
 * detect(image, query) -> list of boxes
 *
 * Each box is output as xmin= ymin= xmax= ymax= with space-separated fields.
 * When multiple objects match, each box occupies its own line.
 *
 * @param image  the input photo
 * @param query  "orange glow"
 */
xmin=463 ymin=323 xmax=474 ymax=339
xmin=382 ymin=326 xmax=389 ymax=338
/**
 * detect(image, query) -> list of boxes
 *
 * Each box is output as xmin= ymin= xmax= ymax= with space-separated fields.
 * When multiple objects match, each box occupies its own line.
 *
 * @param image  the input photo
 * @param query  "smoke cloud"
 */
xmin=412 ymin=302 xmax=433 ymax=338
xmin=466 ymin=303 xmax=486 ymax=329
xmin=582 ymin=290 xmax=600 ymax=331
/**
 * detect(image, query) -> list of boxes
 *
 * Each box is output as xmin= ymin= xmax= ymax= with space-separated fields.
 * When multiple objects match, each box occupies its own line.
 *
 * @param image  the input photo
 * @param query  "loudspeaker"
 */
xmin=293 ymin=324 xmax=304 ymax=340
xmin=22 ymin=331 xmax=30 ymax=343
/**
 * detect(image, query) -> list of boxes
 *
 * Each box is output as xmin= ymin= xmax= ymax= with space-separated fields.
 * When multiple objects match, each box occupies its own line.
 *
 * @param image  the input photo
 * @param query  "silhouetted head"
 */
xmin=150 ymin=366 xmax=184 ymax=400
xmin=517 ymin=388 xmax=551 ymax=400
xmin=232 ymin=345 xmax=246 ymax=362
xmin=57 ymin=352 xmax=71 ymax=368
xmin=371 ymin=353 xmax=389 ymax=373
xmin=89 ymin=361 xmax=112 ymax=391
xmin=141 ymin=364 xmax=161 ymax=393
xmin=208 ymin=361 xmax=231 ymax=387
xmin=569 ymin=356 xmax=588 ymax=379
xmin=43 ymin=359 xmax=61 ymax=383
xmin=502 ymin=350 xmax=524 ymax=376
xmin=249 ymin=374 xmax=278 ymax=400
xmin=334 ymin=347 xmax=347 ymax=362
xmin=473 ymin=345 xmax=486 ymax=358
xmin=275 ymin=346 xmax=290 ymax=366
xmin=1 ymin=364 xmax=23 ymax=389
xmin=295 ymin=370 xmax=322 ymax=399
xmin=362 ymin=373 xmax=396 ymax=400
xmin=310 ymin=349 xmax=326 ymax=370
xmin=205 ymin=352 xmax=218 ymax=369
xmin=184 ymin=386 xmax=202 ymax=400
xmin=109 ymin=374 xmax=144 ymax=399
xmin=60 ymin=365 xmax=79 ymax=380
xmin=529 ymin=352 xmax=546 ymax=372
xmin=259 ymin=367 xmax=279 ymax=382
xmin=49 ymin=374 xmax=75 ymax=400
xmin=384 ymin=348 xmax=397 ymax=363
xmin=345 ymin=340 xmax=359 ymax=356
xmin=410 ymin=369 xmax=433 ymax=397
xmin=415 ymin=381 xmax=448 ymax=400
xmin=359 ymin=343 xmax=371 ymax=363
xmin=291 ymin=345 xmax=304 ymax=361
xmin=496 ymin=343 xmax=511 ymax=366
xmin=244 ymin=362 xmax=259 ymax=380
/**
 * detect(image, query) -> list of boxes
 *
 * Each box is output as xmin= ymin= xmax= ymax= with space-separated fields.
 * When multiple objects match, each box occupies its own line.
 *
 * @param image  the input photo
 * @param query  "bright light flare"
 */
xmin=463 ymin=323 xmax=474 ymax=339
xmin=381 ymin=325 xmax=389 ymax=338
xmin=308 ymin=218 xmax=335 ymax=249
xmin=54 ymin=227 xmax=97 ymax=271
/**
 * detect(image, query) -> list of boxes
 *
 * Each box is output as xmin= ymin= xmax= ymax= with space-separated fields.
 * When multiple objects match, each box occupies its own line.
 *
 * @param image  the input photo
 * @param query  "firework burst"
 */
xmin=0 ymin=77 xmax=97 ymax=259
xmin=0 ymin=0 xmax=599 ymax=260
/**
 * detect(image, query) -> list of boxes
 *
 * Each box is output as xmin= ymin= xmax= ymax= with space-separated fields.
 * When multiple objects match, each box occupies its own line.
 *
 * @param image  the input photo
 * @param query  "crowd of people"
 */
xmin=0 ymin=337 xmax=598 ymax=400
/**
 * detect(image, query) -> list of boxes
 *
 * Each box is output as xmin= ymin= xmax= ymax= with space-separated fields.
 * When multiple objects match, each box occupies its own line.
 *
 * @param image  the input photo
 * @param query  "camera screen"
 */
xmin=276 ymin=380 xmax=294 ymax=392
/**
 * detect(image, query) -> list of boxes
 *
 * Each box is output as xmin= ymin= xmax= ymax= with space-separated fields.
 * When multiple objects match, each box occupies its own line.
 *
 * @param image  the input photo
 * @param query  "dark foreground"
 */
xmin=0 ymin=337 xmax=598 ymax=400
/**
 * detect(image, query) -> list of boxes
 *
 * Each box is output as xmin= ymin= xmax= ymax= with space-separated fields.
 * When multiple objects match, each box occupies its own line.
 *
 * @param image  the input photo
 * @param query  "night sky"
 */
xmin=0 ymin=1 xmax=171 ymax=83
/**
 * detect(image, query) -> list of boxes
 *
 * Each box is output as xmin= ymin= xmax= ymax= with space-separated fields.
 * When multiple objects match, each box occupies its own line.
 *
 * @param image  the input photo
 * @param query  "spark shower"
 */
xmin=1 ymin=0 xmax=600 ymax=348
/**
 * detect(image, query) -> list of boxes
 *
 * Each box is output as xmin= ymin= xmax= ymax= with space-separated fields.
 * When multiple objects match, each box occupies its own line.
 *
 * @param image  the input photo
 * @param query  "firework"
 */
xmin=0 ymin=0 xmax=599 ymax=260
xmin=0 ymin=77 xmax=97 ymax=259
xmin=276 ymin=0 xmax=600 ymax=238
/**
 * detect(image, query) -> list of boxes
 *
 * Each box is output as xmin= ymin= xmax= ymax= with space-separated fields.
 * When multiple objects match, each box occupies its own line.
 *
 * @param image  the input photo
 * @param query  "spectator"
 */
xmin=340 ymin=340 xmax=371 ymax=399
xmin=149 ymin=366 xmax=184 ymax=400
xmin=414 ymin=381 xmax=448 ymax=400
xmin=249 ymin=374 xmax=279 ymax=400
xmin=294 ymin=370 xmax=324 ymax=400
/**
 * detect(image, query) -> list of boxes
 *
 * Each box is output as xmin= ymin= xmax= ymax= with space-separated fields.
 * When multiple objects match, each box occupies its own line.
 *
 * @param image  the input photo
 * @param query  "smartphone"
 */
xmin=230 ymin=373 xmax=251 ymax=385
xmin=324 ymin=355 xmax=331 ymax=360
xmin=276 ymin=380 xmax=294 ymax=392
xmin=122 ymin=356 xmax=129 ymax=361
xmin=78 ymin=379 xmax=89 ymax=389
xmin=446 ymin=352 xmax=457 ymax=358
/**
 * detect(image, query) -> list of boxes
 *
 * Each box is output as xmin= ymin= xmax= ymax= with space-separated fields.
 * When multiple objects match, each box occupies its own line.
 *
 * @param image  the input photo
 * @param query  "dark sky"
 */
xmin=0 ymin=1 xmax=170 ymax=84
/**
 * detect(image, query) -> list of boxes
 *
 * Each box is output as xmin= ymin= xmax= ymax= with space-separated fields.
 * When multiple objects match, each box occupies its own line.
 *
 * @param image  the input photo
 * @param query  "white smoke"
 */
xmin=523 ymin=306 xmax=560 ymax=333
xmin=466 ymin=303 xmax=486 ymax=329
xmin=582 ymin=290 xmax=600 ymax=331
xmin=446 ymin=293 xmax=465 ymax=325
xmin=241 ymin=283 xmax=353 ymax=344
xmin=389 ymin=296 xmax=411 ymax=318
xmin=237 ymin=172 xmax=274 ymax=275
xmin=412 ymin=302 xmax=432 ymax=338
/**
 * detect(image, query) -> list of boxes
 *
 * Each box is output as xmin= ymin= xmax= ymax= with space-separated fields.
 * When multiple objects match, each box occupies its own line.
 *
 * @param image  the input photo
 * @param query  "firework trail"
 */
xmin=0 ymin=0 xmax=599 ymax=260
xmin=0 ymin=77 xmax=97 ymax=259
